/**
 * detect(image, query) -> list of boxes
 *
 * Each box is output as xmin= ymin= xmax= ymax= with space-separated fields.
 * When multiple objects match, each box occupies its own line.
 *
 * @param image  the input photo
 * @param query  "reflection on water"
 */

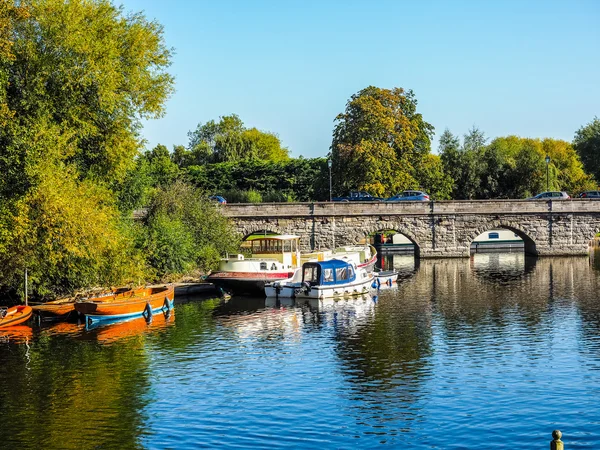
xmin=2 ymin=255 xmax=600 ymax=448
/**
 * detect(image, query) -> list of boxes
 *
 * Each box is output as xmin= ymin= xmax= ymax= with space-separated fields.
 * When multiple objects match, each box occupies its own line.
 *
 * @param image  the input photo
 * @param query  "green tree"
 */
xmin=143 ymin=181 xmax=240 ymax=279
xmin=330 ymin=86 xmax=434 ymax=197
xmin=0 ymin=0 xmax=173 ymax=297
xmin=187 ymin=114 xmax=289 ymax=164
xmin=573 ymin=117 xmax=600 ymax=183
xmin=439 ymin=128 xmax=486 ymax=199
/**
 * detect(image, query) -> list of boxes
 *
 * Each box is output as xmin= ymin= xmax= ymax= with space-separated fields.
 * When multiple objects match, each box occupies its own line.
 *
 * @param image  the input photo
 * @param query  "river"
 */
xmin=1 ymin=254 xmax=599 ymax=449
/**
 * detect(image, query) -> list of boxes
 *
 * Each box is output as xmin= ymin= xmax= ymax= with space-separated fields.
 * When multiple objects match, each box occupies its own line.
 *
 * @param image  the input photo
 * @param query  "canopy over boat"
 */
xmin=302 ymin=259 xmax=357 ymax=286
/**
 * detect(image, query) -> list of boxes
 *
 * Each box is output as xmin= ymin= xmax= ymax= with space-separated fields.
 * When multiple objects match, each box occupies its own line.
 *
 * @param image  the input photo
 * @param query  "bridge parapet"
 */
xmin=220 ymin=200 xmax=600 ymax=257
xmin=222 ymin=199 xmax=600 ymax=217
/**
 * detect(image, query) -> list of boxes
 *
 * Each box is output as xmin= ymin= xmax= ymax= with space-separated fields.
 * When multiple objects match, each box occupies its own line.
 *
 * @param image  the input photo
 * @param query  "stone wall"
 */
xmin=221 ymin=200 xmax=600 ymax=257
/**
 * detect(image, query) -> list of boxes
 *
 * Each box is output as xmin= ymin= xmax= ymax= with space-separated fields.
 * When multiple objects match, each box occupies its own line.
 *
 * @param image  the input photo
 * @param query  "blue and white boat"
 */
xmin=290 ymin=259 xmax=375 ymax=300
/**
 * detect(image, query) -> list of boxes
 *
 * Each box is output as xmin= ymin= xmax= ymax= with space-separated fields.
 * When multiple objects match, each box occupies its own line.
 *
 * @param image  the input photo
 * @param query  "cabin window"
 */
xmin=260 ymin=262 xmax=267 ymax=270
xmin=336 ymin=267 xmax=348 ymax=281
xmin=323 ymin=268 xmax=334 ymax=282
xmin=488 ymin=232 xmax=499 ymax=239
xmin=348 ymin=266 xmax=355 ymax=278
xmin=303 ymin=266 xmax=319 ymax=283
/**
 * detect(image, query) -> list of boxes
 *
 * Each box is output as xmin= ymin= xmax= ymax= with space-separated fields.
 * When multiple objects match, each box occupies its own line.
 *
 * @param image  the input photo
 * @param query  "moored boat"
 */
xmin=293 ymin=259 xmax=375 ymax=300
xmin=0 ymin=305 xmax=33 ymax=328
xmin=373 ymin=270 xmax=398 ymax=288
xmin=208 ymin=233 xmax=377 ymax=295
xmin=207 ymin=234 xmax=302 ymax=295
xmin=74 ymin=285 xmax=175 ymax=325
xmin=31 ymin=297 xmax=77 ymax=320
xmin=31 ymin=287 xmax=146 ymax=321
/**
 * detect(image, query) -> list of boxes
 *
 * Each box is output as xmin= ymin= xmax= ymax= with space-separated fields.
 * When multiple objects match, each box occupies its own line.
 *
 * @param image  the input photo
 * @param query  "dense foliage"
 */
xmin=0 ymin=0 xmax=238 ymax=300
xmin=179 ymin=114 xmax=290 ymax=165
xmin=330 ymin=86 xmax=453 ymax=199
xmin=440 ymin=129 xmax=595 ymax=199
xmin=185 ymin=157 xmax=329 ymax=202
xmin=574 ymin=117 xmax=600 ymax=183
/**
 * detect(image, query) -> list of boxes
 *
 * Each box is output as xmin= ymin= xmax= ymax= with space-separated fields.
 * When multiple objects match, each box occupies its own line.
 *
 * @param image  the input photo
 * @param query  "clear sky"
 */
xmin=119 ymin=0 xmax=599 ymax=158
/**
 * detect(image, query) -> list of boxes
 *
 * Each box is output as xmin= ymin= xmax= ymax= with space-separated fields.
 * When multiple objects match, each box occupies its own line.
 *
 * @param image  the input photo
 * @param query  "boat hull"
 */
xmin=295 ymin=274 xmax=375 ymax=300
xmin=74 ymin=285 xmax=175 ymax=325
xmin=0 ymin=305 xmax=33 ymax=328
xmin=32 ymin=299 xmax=76 ymax=320
xmin=208 ymin=271 xmax=295 ymax=295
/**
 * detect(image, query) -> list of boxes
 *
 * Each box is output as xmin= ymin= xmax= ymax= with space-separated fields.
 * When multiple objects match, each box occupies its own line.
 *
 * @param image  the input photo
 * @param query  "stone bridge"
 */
xmin=220 ymin=200 xmax=600 ymax=257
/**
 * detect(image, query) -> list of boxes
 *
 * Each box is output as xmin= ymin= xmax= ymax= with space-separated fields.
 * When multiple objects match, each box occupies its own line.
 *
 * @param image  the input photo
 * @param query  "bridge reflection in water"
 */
xmin=1 ymin=254 xmax=600 ymax=448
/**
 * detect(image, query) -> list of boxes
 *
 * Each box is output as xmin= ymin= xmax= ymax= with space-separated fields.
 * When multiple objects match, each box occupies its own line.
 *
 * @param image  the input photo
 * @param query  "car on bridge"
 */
xmin=332 ymin=191 xmax=383 ymax=202
xmin=385 ymin=190 xmax=430 ymax=202
xmin=577 ymin=191 xmax=600 ymax=199
xmin=528 ymin=191 xmax=570 ymax=200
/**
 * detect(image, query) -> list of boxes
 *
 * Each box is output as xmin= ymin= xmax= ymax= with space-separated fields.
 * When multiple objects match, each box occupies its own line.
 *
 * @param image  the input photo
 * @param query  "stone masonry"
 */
xmin=220 ymin=199 xmax=600 ymax=257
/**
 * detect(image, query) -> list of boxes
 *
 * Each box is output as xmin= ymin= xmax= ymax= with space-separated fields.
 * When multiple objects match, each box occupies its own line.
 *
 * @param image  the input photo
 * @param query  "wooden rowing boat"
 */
xmin=31 ymin=287 xmax=146 ymax=321
xmin=31 ymin=297 xmax=77 ymax=320
xmin=0 ymin=305 xmax=33 ymax=328
xmin=74 ymin=285 xmax=175 ymax=325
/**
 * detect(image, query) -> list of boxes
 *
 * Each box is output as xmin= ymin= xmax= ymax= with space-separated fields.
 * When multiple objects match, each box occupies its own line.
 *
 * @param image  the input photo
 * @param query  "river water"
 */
xmin=1 ymin=254 xmax=599 ymax=449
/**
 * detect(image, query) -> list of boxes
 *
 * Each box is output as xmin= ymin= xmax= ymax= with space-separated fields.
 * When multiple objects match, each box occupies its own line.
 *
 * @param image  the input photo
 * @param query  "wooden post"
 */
xmin=24 ymin=268 xmax=28 ymax=306
xmin=550 ymin=430 xmax=564 ymax=450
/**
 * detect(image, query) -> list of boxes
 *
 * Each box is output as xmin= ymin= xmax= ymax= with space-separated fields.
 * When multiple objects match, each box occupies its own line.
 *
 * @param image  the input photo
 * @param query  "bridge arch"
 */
xmin=359 ymin=223 xmax=422 ymax=258
xmin=238 ymin=225 xmax=284 ymax=241
xmin=240 ymin=228 xmax=285 ymax=241
xmin=466 ymin=221 xmax=537 ymax=255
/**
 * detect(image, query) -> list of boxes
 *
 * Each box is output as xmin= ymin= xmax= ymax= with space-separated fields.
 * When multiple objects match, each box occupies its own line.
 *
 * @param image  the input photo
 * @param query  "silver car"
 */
xmin=528 ymin=191 xmax=570 ymax=200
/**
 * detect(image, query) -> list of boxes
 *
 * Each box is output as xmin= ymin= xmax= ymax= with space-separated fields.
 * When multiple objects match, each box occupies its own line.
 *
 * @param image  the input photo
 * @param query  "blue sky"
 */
xmin=120 ymin=0 xmax=599 ymax=158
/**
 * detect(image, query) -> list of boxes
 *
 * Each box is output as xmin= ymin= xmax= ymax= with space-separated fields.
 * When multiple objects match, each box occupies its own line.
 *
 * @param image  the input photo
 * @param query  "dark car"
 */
xmin=385 ymin=190 xmax=430 ymax=202
xmin=209 ymin=195 xmax=227 ymax=204
xmin=528 ymin=191 xmax=570 ymax=200
xmin=332 ymin=191 xmax=383 ymax=202
xmin=578 ymin=191 xmax=600 ymax=198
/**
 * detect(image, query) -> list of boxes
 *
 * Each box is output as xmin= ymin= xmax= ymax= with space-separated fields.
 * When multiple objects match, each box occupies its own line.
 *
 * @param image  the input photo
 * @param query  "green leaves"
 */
xmin=143 ymin=181 xmax=240 ymax=279
xmin=440 ymin=131 xmax=595 ymax=199
xmin=331 ymin=86 xmax=437 ymax=197
xmin=0 ymin=0 xmax=174 ymax=298
xmin=574 ymin=117 xmax=600 ymax=183
xmin=186 ymin=114 xmax=289 ymax=164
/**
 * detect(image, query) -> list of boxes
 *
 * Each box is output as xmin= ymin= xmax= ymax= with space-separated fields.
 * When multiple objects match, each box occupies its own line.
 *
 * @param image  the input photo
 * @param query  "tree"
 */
xmin=330 ymin=86 xmax=435 ymax=197
xmin=439 ymin=127 xmax=486 ymax=199
xmin=573 ymin=117 xmax=600 ymax=183
xmin=0 ymin=0 xmax=174 ymax=297
xmin=186 ymin=114 xmax=289 ymax=164
xmin=143 ymin=181 xmax=240 ymax=278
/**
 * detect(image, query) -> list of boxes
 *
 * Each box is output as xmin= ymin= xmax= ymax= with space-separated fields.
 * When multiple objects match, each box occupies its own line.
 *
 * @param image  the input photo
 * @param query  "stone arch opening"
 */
xmin=241 ymin=229 xmax=283 ymax=241
xmin=468 ymin=224 xmax=536 ymax=256
xmin=365 ymin=228 xmax=420 ymax=272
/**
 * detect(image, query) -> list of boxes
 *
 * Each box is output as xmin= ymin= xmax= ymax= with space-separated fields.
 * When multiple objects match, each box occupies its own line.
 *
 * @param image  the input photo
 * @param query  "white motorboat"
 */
xmin=292 ymin=259 xmax=375 ymax=300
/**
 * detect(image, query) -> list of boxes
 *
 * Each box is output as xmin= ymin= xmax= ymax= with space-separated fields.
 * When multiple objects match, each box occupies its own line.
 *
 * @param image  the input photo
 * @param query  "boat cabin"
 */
xmin=240 ymin=234 xmax=300 ymax=267
xmin=302 ymin=259 xmax=357 ymax=287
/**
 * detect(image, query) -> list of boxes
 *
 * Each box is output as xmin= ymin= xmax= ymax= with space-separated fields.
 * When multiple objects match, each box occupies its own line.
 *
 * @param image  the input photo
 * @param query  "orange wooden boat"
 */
xmin=74 ymin=285 xmax=175 ymax=325
xmin=31 ymin=287 xmax=145 ymax=321
xmin=0 ymin=305 xmax=33 ymax=328
xmin=31 ymin=297 xmax=77 ymax=320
